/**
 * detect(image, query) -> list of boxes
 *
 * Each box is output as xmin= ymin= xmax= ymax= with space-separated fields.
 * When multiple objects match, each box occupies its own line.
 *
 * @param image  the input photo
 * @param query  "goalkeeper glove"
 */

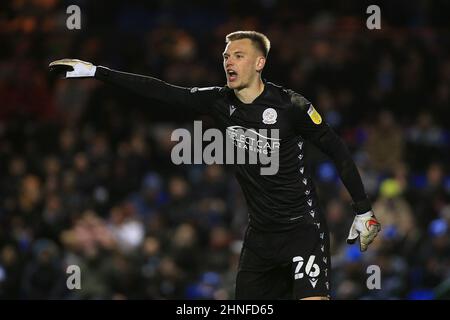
xmin=346 ymin=211 xmax=381 ymax=252
xmin=49 ymin=59 xmax=96 ymax=78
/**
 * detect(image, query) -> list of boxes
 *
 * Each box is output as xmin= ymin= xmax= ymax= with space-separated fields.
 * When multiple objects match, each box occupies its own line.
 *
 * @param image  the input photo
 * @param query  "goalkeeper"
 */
xmin=49 ymin=31 xmax=380 ymax=300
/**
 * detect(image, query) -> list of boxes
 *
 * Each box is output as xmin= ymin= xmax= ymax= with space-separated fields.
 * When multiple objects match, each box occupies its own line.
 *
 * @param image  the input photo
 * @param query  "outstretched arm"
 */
xmin=49 ymin=59 xmax=220 ymax=113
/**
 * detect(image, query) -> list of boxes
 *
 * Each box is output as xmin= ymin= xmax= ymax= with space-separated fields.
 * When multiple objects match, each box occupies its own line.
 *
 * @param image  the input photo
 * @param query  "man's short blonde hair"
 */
xmin=225 ymin=31 xmax=271 ymax=58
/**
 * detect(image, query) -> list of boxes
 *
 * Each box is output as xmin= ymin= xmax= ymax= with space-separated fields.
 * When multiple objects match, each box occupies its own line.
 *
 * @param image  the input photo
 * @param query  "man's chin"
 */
xmin=227 ymin=81 xmax=242 ymax=90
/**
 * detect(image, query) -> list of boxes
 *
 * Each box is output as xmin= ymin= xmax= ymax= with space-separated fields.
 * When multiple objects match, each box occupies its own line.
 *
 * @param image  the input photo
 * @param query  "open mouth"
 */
xmin=227 ymin=69 xmax=237 ymax=82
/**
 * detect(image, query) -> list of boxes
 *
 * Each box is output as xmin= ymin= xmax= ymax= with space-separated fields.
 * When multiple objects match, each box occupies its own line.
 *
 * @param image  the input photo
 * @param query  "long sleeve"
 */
xmin=309 ymin=126 xmax=372 ymax=214
xmin=289 ymin=91 xmax=372 ymax=214
xmin=94 ymin=66 xmax=221 ymax=114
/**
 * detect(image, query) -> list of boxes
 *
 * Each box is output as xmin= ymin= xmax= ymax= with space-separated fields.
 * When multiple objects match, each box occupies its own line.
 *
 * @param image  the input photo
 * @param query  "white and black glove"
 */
xmin=346 ymin=211 xmax=381 ymax=252
xmin=49 ymin=59 xmax=96 ymax=78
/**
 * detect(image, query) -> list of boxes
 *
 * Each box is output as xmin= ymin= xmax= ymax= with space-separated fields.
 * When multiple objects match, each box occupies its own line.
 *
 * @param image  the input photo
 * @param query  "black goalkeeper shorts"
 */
xmin=235 ymin=213 xmax=331 ymax=300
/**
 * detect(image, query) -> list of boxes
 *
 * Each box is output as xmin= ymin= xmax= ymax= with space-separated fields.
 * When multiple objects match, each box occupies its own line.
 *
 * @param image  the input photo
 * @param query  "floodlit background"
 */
xmin=1 ymin=0 xmax=450 ymax=299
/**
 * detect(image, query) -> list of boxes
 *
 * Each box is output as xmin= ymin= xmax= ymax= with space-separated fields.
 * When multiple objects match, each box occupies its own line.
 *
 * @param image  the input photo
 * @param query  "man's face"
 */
xmin=223 ymin=39 xmax=265 ymax=90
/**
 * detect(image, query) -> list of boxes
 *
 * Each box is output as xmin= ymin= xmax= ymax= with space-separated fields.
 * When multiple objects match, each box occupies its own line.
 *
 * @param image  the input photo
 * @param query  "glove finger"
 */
xmin=346 ymin=232 xmax=359 ymax=244
xmin=359 ymin=228 xmax=380 ymax=251
xmin=49 ymin=65 xmax=74 ymax=78
xmin=50 ymin=58 xmax=84 ymax=66
xmin=367 ymin=224 xmax=380 ymax=240
xmin=360 ymin=235 xmax=373 ymax=248
xmin=360 ymin=241 xmax=368 ymax=252
xmin=346 ymin=221 xmax=359 ymax=243
xmin=49 ymin=64 xmax=74 ymax=71
xmin=49 ymin=59 xmax=64 ymax=67
xmin=361 ymin=221 xmax=380 ymax=235
xmin=49 ymin=59 xmax=75 ymax=67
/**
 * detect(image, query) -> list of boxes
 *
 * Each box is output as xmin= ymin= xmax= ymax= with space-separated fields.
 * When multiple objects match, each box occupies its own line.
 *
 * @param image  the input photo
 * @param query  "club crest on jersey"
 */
xmin=307 ymin=104 xmax=322 ymax=125
xmin=262 ymin=108 xmax=277 ymax=124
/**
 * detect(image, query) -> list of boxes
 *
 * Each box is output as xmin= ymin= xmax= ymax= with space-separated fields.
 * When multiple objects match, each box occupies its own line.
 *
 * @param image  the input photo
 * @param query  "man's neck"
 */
xmin=234 ymin=78 xmax=265 ymax=104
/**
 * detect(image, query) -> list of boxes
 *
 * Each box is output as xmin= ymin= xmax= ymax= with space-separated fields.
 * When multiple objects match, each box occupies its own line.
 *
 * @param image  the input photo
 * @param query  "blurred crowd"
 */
xmin=1 ymin=0 xmax=450 ymax=299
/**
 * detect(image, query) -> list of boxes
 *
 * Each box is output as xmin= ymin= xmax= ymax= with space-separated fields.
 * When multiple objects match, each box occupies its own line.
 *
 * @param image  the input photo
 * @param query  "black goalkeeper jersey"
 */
xmin=95 ymin=66 xmax=372 ymax=232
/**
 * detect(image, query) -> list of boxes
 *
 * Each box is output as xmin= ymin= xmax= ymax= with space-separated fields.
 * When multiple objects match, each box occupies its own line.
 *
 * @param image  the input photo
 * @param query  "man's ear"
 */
xmin=256 ymin=56 xmax=266 ymax=72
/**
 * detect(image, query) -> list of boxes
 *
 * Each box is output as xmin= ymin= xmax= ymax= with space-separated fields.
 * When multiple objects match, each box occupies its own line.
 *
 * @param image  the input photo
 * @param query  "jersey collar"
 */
xmin=229 ymin=79 xmax=270 ymax=106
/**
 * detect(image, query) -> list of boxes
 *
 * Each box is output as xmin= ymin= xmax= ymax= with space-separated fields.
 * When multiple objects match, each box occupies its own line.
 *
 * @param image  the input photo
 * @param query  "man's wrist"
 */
xmin=356 ymin=211 xmax=373 ymax=218
xmin=94 ymin=65 xmax=109 ymax=79
xmin=351 ymin=197 xmax=372 ymax=215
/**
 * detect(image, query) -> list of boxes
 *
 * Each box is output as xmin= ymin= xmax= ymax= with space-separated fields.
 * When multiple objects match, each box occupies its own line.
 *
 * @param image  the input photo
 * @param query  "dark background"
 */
xmin=0 ymin=0 xmax=449 ymax=299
